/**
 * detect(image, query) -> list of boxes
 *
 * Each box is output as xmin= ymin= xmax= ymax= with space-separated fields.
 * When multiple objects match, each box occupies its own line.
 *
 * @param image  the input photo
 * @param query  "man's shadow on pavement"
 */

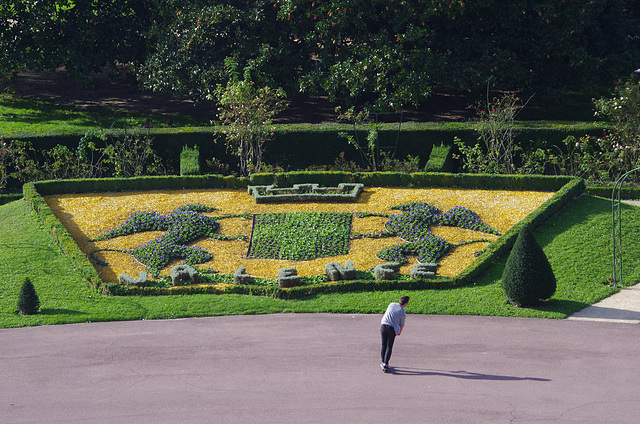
xmin=387 ymin=367 xmax=550 ymax=382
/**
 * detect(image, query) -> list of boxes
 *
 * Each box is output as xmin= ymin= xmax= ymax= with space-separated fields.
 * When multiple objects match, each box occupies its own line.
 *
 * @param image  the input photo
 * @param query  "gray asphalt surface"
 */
xmin=1 ymin=314 xmax=639 ymax=424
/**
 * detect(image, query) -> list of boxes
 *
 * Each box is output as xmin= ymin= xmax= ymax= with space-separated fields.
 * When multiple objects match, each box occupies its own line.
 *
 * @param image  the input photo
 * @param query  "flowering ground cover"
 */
xmin=247 ymin=212 xmax=352 ymax=260
xmin=45 ymin=187 xmax=554 ymax=285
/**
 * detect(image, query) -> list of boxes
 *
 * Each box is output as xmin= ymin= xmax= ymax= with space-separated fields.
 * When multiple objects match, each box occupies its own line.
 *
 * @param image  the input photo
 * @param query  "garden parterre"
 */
xmin=44 ymin=187 xmax=554 ymax=284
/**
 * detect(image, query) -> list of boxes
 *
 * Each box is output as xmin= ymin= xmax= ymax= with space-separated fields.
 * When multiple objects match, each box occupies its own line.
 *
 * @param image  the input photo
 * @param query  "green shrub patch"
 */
xmin=247 ymin=212 xmax=352 ymax=261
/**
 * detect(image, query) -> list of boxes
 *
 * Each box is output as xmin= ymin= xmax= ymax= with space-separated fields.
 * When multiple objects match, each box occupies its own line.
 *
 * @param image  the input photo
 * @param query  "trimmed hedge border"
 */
xmin=586 ymin=185 xmax=640 ymax=200
xmin=23 ymin=172 xmax=584 ymax=297
xmin=8 ymin=121 xmax=607 ymax=174
xmin=0 ymin=193 xmax=23 ymax=205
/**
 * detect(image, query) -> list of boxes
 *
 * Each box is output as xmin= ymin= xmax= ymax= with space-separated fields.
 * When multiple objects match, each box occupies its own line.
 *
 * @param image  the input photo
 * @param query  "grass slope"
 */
xmin=0 ymin=195 xmax=637 ymax=328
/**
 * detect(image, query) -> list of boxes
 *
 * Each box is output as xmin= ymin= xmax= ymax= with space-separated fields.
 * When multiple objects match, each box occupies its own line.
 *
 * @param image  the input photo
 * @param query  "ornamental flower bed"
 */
xmin=247 ymin=212 xmax=352 ymax=260
xmin=44 ymin=187 xmax=554 ymax=284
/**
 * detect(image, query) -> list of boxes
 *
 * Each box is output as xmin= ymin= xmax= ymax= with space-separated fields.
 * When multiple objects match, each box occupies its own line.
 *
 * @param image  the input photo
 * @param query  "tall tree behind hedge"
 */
xmin=140 ymin=0 xmax=639 ymax=109
xmin=426 ymin=0 xmax=640 ymax=93
xmin=501 ymin=225 xmax=556 ymax=307
xmin=139 ymin=0 xmax=300 ymax=102
xmin=5 ymin=1 xmax=637 ymax=107
xmin=17 ymin=277 xmax=40 ymax=316
xmin=0 ymin=0 xmax=154 ymax=79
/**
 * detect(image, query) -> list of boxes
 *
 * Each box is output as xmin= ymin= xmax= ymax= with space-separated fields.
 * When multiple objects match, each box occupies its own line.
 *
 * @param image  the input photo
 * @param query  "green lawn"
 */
xmin=1 ymin=193 xmax=637 ymax=328
xmin=0 ymin=95 xmax=205 ymax=137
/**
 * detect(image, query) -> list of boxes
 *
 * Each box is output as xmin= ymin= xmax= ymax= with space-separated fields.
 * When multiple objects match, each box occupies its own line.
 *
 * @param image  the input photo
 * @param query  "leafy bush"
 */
xmin=212 ymin=59 xmax=288 ymax=176
xmin=501 ymin=225 xmax=556 ymax=307
xmin=17 ymin=277 xmax=40 ymax=315
xmin=454 ymin=93 xmax=527 ymax=174
xmin=1 ymin=133 xmax=166 ymax=192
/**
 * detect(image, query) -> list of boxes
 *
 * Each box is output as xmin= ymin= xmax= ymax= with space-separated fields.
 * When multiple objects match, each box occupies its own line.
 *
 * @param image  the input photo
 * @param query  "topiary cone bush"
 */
xmin=501 ymin=225 xmax=556 ymax=307
xmin=17 ymin=277 xmax=40 ymax=315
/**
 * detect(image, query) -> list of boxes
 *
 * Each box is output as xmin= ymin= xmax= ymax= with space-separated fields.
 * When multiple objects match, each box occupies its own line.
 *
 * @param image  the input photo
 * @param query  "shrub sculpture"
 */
xmin=374 ymin=262 xmax=401 ymax=280
xmin=119 ymin=272 xmax=149 ymax=287
xmin=17 ymin=277 xmax=40 ymax=315
xmin=278 ymin=267 xmax=301 ymax=288
xmin=170 ymin=264 xmax=199 ymax=286
xmin=501 ymin=225 xmax=556 ymax=306
xmin=325 ymin=261 xmax=356 ymax=281
xmin=233 ymin=267 xmax=252 ymax=285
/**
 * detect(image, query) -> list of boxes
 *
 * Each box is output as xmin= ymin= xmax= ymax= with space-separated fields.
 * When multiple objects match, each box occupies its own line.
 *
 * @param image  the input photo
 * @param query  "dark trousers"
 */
xmin=380 ymin=324 xmax=396 ymax=365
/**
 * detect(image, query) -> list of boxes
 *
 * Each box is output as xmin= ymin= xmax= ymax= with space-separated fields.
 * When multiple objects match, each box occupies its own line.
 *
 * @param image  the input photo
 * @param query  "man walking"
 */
xmin=380 ymin=295 xmax=409 ymax=372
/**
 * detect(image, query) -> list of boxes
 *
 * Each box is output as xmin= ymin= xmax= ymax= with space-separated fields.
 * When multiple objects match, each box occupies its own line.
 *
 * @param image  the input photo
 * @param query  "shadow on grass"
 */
xmin=40 ymin=308 xmax=87 ymax=316
xmin=530 ymin=299 xmax=590 ymax=316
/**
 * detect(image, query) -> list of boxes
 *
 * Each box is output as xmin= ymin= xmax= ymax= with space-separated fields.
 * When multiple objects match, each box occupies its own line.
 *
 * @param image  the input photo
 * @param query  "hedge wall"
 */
xmin=10 ymin=121 xmax=605 ymax=173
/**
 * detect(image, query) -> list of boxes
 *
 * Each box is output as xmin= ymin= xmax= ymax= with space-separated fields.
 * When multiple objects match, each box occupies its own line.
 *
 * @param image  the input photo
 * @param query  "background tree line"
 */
xmin=1 ymin=0 xmax=639 ymax=110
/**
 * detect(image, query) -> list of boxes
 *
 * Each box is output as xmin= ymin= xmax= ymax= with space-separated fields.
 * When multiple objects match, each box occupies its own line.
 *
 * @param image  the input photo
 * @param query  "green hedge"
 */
xmin=22 ymin=183 xmax=104 ymax=292
xmin=586 ymin=185 xmax=640 ymax=200
xmin=10 ymin=121 xmax=605 ymax=173
xmin=252 ymin=171 xmax=576 ymax=191
xmin=424 ymin=143 xmax=454 ymax=172
xmin=24 ymin=172 xmax=584 ymax=297
xmin=180 ymin=145 xmax=201 ymax=176
xmin=0 ymin=193 xmax=23 ymax=205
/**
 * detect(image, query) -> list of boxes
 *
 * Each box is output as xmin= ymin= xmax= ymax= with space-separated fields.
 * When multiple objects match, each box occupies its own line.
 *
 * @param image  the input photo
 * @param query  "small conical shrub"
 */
xmin=501 ymin=225 xmax=556 ymax=307
xmin=17 ymin=278 xmax=40 ymax=315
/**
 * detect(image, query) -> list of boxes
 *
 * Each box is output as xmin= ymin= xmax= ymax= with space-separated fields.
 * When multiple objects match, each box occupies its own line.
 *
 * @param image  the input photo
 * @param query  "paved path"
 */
xmin=567 ymin=282 xmax=640 ymax=324
xmin=2 ymin=313 xmax=639 ymax=424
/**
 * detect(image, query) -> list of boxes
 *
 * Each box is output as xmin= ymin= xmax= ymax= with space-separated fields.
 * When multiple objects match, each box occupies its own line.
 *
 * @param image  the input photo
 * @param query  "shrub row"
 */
xmin=27 ymin=171 xmax=578 ymax=197
xmin=22 ymin=183 xmax=104 ymax=292
xmin=23 ymin=172 xmax=584 ymax=297
xmin=11 ymin=121 xmax=605 ymax=173
xmin=0 ymin=193 xmax=23 ymax=206
xmin=254 ymin=171 xmax=577 ymax=191
xmin=586 ymin=185 xmax=640 ymax=200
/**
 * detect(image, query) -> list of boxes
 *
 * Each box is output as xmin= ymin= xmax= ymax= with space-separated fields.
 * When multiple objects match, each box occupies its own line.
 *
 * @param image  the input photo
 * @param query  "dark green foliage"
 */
xmin=0 ymin=0 xmax=152 ymax=78
xmin=501 ymin=225 xmax=556 ymax=306
xmin=17 ymin=278 xmax=40 ymax=315
xmin=135 ymin=1 xmax=640 ymax=108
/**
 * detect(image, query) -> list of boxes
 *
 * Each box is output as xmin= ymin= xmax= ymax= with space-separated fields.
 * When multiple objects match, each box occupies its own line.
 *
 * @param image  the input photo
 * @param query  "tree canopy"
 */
xmin=2 ymin=0 xmax=639 ymax=109
xmin=0 ymin=0 xmax=154 ymax=80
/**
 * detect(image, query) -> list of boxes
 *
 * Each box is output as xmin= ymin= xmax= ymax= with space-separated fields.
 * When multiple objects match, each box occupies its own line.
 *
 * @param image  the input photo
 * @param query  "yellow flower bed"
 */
xmin=44 ymin=187 xmax=554 ymax=283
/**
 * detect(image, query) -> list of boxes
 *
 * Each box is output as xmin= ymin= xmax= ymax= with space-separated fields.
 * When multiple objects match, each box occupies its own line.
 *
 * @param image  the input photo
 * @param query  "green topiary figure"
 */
xmin=17 ymin=278 xmax=40 ymax=316
xmin=501 ymin=225 xmax=556 ymax=307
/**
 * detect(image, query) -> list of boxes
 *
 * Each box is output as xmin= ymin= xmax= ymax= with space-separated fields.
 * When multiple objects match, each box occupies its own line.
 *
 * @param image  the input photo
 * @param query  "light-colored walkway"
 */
xmin=567 ymin=282 xmax=640 ymax=324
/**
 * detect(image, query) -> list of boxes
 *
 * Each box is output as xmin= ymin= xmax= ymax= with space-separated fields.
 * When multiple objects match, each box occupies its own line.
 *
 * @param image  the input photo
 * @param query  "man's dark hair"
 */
xmin=399 ymin=295 xmax=410 ymax=306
